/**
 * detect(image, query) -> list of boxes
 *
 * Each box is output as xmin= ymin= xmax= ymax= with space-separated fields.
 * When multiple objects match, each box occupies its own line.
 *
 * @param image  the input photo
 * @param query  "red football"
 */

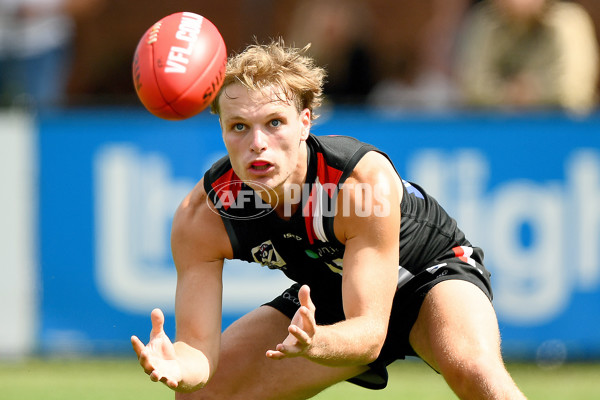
xmin=132 ymin=12 xmax=227 ymax=120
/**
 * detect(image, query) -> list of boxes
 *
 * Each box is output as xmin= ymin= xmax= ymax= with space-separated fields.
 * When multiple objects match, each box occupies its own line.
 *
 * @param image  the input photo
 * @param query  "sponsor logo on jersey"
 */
xmin=426 ymin=263 xmax=448 ymax=274
xmin=251 ymin=240 xmax=287 ymax=270
xmin=283 ymin=233 xmax=303 ymax=241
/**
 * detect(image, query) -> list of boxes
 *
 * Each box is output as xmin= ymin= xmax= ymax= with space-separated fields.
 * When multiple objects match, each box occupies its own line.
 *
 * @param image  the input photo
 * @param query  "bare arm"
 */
xmin=132 ymin=179 xmax=233 ymax=392
xmin=267 ymin=152 xmax=402 ymax=366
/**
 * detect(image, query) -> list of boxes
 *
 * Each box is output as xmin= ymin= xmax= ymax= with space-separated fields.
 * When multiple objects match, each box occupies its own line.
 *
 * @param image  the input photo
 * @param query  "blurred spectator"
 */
xmin=368 ymin=0 xmax=473 ymax=111
xmin=286 ymin=0 xmax=376 ymax=104
xmin=0 ymin=0 xmax=104 ymax=108
xmin=454 ymin=0 xmax=600 ymax=114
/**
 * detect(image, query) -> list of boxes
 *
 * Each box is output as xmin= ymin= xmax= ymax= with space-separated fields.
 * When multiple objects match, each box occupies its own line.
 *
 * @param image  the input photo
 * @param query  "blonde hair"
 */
xmin=210 ymin=39 xmax=326 ymax=119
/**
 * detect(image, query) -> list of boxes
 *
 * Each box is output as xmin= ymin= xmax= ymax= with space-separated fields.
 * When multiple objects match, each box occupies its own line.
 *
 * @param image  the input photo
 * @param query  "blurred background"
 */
xmin=2 ymin=0 xmax=600 ymax=387
xmin=2 ymin=0 xmax=599 ymax=111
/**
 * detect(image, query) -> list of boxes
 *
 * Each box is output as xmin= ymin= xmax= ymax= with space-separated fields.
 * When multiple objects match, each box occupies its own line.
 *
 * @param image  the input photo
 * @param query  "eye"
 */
xmin=232 ymin=122 xmax=246 ymax=132
xmin=270 ymin=119 xmax=282 ymax=128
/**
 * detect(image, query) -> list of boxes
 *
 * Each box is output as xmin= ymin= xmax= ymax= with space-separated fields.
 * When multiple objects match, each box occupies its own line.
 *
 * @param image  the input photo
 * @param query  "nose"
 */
xmin=249 ymin=128 xmax=267 ymax=153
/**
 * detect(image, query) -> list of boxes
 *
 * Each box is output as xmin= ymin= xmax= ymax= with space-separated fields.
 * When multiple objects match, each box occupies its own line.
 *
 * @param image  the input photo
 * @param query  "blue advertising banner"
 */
xmin=38 ymin=108 xmax=600 ymax=362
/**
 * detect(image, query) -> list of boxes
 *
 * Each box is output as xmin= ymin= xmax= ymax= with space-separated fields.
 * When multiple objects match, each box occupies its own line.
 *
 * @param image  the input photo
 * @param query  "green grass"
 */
xmin=1 ymin=358 xmax=599 ymax=399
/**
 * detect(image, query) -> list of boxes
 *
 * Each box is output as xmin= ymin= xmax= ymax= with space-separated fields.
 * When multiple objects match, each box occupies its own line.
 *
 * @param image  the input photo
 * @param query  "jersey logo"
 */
xmin=283 ymin=232 xmax=303 ymax=241
xmin=426 ymin=263 xmax=447 ymax=274
xmin=251 ymin=240 xmax=287 ymax=270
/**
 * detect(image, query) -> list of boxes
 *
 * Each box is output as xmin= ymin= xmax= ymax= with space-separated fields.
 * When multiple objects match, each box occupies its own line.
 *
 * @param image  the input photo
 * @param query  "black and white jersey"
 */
xmin=203 ymin=134 xmax=475 ymax=294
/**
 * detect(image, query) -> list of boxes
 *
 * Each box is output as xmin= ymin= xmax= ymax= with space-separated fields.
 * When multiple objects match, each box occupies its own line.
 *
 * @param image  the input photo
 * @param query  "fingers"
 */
xmin=164 ymin=378 xmax=179 ymax=389
xmin=150 ymin=308 xmax=165 ymax=338
xmin=142 ymin=355 xmax=180 ymax=389
xmin=265 ymin=349 xmax=284 ymax=359
xmin=131 ymin=335 xmax=145 ymax=358
xmin=297 ymin=287 xmax=317 ymax=335
xmin=298 ymin=285 xmax=316 ymax=312
xmin=266 ymin=342 xmax=291 ymax=359
xmin=150 ymin=370 xmax=161 ymax=382
xmin=266 ymin=289 xmax=318 ymax=362
xmin=288 ymin=323 xmax=311 ymax=344
xmin=132 ymin=310 xmax=181 ymax=390
xmin=132 ymin=336 xmax=155 ymax=374
xmin=265 ymin=324 xmax=311 ymax=360
xmin=149 ymin=370 xmax=179 ymax=389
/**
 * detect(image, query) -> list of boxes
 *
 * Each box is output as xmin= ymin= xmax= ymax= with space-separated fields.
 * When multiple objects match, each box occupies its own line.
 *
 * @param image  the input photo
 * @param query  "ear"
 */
xmin=300 ymin=108 xmax=311 ymax=141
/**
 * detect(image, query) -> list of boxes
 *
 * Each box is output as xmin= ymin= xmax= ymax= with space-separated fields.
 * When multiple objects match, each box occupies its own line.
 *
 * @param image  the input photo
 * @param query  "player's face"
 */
xmin=218 ymin=83 xmax=311 ymax=196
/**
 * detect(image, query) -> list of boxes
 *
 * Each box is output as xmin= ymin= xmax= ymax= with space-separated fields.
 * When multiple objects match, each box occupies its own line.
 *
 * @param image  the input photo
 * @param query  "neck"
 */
xmin=272 ymin=140 xmax=309 ymax=219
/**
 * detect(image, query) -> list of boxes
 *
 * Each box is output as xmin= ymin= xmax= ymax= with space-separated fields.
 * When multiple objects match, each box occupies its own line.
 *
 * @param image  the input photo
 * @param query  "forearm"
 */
xmin=306 ymin=316 xmax=386 ymax=367
xmin=173 ymin=341 xmax=213 ymax=392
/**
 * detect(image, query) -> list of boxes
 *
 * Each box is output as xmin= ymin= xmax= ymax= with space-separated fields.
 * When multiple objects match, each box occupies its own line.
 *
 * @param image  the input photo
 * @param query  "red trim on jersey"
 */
xmin=211 ymin=168 xmax=241 ymax=211
xmin=316 ymin=153 xmax=343 ymax=196
xmin=452 ymin=246 xmax=471 ymax=265
xmin=452 ymin=246 xmax=464 ymax=257
xmin=303 ymin=153 xmax=343 ymax=244
xmin=303 ymin=186 xmax=317 ymax=244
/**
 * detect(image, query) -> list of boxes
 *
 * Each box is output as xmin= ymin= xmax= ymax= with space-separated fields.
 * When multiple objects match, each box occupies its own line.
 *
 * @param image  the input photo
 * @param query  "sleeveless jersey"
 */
xmin=203 ymin=134 xmax=472 ymax=301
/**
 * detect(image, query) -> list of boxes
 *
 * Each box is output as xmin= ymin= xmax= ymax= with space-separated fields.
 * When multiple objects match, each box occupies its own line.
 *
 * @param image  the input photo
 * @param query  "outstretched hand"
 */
xmin=266 ymin=285 xmax=317 ymax=360
xmin=131 ymin=308 xmax=182 ymax=389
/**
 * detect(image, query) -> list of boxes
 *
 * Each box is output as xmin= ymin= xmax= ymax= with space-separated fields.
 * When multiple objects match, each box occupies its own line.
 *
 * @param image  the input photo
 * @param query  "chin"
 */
xmin=245 ymin=176 xmax=277 ymax=191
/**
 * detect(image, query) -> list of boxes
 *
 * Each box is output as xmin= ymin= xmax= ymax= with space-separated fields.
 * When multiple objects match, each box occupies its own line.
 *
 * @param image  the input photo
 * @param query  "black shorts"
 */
xmin=263 ymin=245 xmax=493 ymax=390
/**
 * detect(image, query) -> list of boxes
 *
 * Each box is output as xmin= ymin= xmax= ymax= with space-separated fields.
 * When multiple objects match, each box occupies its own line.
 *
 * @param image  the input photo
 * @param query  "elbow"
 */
xmin=365 ymin=344 xmax=384 ymax=365
xmin=362 ymin=352 xmax=379 ymax=366
xmin=360 ymin=346 xmax=382 ymax=365
xmin=362 ymin=330 xmax=386 ymax=364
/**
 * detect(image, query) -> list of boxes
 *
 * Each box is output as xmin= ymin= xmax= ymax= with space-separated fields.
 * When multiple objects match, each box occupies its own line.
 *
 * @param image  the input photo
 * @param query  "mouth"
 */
xmin=250 ymin=161 xmax=273 ymax=171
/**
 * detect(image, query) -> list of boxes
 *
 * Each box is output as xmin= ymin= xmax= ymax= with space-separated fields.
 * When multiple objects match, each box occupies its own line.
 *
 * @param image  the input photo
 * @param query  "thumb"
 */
xmin=298 ymin=285 xmax=316 ymax=312
xmin=150 ymin=308 xmax=165 ymax=338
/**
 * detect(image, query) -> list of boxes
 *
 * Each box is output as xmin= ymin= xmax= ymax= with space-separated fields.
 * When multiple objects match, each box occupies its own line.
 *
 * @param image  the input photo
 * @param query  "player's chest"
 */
xmin=243 ymin=220 xmax=345 ymax=276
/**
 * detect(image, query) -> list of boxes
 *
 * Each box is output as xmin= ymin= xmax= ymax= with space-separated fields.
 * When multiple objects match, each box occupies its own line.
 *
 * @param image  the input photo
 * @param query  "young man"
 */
xmin=132 ymin=40 xmax=526 ymax=399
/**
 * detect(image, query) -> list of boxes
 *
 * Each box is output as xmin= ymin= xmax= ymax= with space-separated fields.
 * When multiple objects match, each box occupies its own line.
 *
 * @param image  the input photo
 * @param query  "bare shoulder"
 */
xmin=345 ymin=151 xmax=402 ymax=198
xmin=333 ymin=150 xmax=402 ymax=244
xmin=171 ymin=178 xmax=233 ymax=267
